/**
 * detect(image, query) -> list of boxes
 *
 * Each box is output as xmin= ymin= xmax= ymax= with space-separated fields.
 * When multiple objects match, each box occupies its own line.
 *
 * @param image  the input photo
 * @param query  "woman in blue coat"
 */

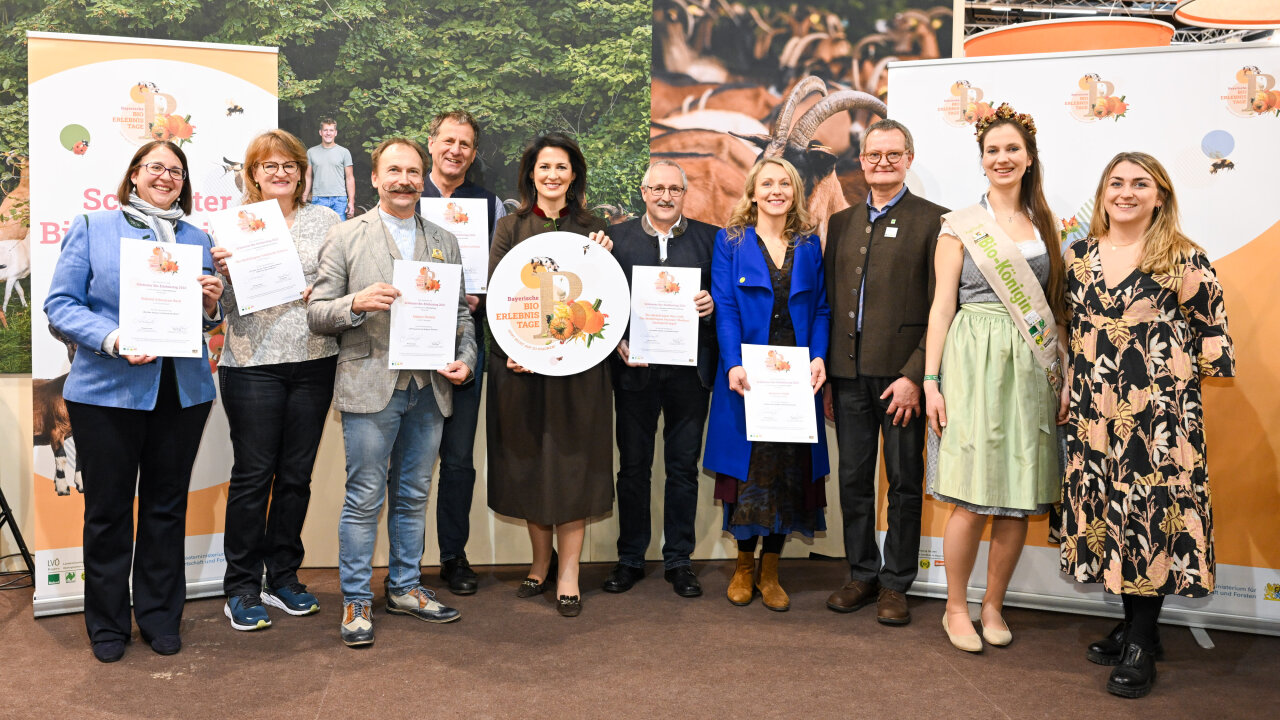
xmin=44 ymin=140 xmax=224 ymax=663
xmin=703 ymin=157 xmax=830 ymax=611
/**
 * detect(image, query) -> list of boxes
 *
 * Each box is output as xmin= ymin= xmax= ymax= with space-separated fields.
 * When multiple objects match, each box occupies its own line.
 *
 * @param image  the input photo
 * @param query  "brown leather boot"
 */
xmin=756 ymin=553 xmax=790 ymax=611
xmin=726 ymin=551 xmax=756 ymax=606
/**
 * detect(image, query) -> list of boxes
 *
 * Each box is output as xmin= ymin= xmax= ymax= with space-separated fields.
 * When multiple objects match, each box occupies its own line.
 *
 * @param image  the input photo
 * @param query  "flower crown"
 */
xmin=974 ymin=102 xmax=1037 ymax=138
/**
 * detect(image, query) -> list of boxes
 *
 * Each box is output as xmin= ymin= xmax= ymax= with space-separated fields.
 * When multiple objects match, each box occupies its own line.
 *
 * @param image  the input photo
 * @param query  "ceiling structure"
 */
xmin=964 ymin=1 xmax=1279 ymax=44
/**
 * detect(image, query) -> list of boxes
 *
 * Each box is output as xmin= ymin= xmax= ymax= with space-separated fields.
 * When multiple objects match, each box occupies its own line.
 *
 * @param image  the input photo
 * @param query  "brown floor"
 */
xmin=1 ymin=559 xmax=1275 ymax=719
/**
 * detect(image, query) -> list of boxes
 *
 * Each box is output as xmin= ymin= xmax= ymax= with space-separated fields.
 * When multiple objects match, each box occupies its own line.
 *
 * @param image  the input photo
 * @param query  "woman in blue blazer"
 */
xmin=44 ymin=140 xmax=224 ymax=663
xmin=703 ymin=157 xmax=830 ymax=611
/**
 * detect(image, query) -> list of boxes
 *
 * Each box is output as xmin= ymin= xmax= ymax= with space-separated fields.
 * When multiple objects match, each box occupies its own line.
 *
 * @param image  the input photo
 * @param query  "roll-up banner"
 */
xmin=27 ymin=32 xmax=277 ymax=616
xmin=889 ymin=43 xmax=1280 ymax=636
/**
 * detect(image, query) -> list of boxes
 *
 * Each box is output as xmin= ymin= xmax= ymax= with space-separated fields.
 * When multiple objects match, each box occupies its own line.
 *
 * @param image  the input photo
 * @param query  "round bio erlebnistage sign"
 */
xmin=487 ymin=231 xmax=631 ymax=376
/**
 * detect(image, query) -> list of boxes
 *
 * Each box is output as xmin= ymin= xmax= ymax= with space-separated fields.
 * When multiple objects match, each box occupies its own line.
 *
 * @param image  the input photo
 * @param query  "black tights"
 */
xmin=1122 ymin=594 xmax=1166 ymax=650
xmin=738 ymin=534 xmax=785 ymax=554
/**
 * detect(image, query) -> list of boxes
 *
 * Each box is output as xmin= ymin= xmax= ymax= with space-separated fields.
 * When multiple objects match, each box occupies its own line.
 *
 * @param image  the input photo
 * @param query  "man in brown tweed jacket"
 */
xmin=823 ymin=119 xmax=948 ymax=626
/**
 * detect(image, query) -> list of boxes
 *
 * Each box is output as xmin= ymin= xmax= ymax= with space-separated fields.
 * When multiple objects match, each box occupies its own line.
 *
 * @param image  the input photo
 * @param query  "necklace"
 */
xmin=1105 ymin=236 xmax=1141 ymax=251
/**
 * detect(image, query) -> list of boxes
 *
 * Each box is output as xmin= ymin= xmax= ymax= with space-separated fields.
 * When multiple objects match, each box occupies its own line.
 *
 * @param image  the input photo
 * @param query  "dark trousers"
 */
xmin=220 ymin=356 xmax=336 ymax=597
xmin=614 ymin=365 xmax=709 ymax=569
xmin=436 ymin=341 xmax=484 ymax=562
xmin=66 ymin=360 xmax=211 ymax=644
xmin=832 ymin=375 xmax=925 ymax=593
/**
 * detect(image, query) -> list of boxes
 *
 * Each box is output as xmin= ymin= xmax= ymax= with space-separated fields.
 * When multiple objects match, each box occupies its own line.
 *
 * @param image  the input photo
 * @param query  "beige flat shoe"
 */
xmin=943 ymin=613 xmax=983 ymax=653
xmin=981 ymin=616 xmax=1013 ymax=647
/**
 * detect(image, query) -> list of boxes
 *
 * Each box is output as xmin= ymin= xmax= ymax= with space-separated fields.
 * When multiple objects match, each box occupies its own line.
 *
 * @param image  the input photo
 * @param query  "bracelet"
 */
xmin=923 ymin=374 xmax=941 ymax=382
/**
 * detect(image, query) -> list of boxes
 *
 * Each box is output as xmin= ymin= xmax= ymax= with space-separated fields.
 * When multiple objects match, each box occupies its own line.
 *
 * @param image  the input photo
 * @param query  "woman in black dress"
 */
xmin=487 ymin=132 xmax=614 ymax=616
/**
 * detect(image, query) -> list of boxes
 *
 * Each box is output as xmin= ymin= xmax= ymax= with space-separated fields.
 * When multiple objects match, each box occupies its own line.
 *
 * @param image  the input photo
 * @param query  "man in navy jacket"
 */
xmin=604 ymin=160 xmax=717 ymax=598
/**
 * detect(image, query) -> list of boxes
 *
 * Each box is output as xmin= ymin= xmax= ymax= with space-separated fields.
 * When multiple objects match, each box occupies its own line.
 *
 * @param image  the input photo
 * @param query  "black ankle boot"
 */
xmin=1087 ymin=622 xmax=1165 ymax=666
xmin=1106 ymin=643 xmax=1157 ymax=698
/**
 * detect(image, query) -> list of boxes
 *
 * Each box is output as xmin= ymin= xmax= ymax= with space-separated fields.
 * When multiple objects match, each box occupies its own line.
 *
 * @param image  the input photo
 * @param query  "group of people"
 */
xmin=44 ymin=104 xmax=1233 ymax=701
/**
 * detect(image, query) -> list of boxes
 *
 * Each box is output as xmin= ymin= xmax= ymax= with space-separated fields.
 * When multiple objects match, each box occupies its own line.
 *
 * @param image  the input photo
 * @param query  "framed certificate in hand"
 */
xmin=741 ymin=343 xmax=818 ymax=444
xmin=627 ymin=265 xmax=699 ymax=366
xmin=117 ymin=238 xmax=204 ymax=358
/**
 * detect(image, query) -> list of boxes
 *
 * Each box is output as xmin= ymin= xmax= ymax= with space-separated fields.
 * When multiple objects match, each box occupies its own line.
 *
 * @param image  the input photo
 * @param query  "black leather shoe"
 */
xmin=92 ymin=640 xmax=126 ymax=663
xmin=1087 ymin=622 xmax=1165 ymax=666
xmin=557 ymin=595 xmax=582 ymax=617
xmin=664 ymin=567 xmax=703 ymax=597
xmin=1106 ymin=643 xmax=1157 ymax=698
xmin=148 ymin=634 xmax=181 ymax=656
xmin=440 ymin=557 xmax=479 ymax=596
xmin=602 ymin=563 xmax=645 ymax=593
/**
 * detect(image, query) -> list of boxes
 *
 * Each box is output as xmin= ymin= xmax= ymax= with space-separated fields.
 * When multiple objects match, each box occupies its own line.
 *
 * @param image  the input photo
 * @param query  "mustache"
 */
xmin=655 ymin=200 xmax=675 ymax=208
xmin=386 ymin=183 xmax=420 ymax=194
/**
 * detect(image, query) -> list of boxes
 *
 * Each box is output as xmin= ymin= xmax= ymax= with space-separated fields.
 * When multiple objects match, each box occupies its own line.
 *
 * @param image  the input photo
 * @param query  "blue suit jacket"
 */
xmin=44 ymin=210 xmax=219 ymax=410
xmin=702 ymin=227 xmax=831 ymax=482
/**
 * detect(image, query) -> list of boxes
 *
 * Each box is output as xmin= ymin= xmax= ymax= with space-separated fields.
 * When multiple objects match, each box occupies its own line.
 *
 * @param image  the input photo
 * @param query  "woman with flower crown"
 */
xmin=922 ymin=105 xmax=1068 ymax=653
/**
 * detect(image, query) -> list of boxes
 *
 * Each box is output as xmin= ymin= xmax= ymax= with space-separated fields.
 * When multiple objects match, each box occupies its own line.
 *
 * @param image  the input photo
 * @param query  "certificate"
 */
xmin=118 ymin=238 xmax=204 ymax=358
xmin=389 ymin=259 xmax=462 ymax=370
xmin=207 ymin=200 xmax=307 ymax=315
xmin=627 ymin=265 xmax=699 ymax=366
xmin=741 ymin=344 xmax=818 ymax=444
xmin=419 ymin=197 xmax=489 ymax=294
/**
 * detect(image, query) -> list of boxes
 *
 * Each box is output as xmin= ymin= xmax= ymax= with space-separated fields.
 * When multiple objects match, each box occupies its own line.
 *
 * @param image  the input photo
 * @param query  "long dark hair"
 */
xmin=514 ymin=132 xmax=594 ymax=225
xmin=976 ymin=115 xmax=1066 ymax=326
xmin=117 ymin=140 xmax=193 ymax=214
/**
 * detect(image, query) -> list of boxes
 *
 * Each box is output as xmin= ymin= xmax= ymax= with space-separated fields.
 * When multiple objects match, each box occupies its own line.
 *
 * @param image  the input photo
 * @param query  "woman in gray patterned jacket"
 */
xmin=211 ymin=129 xmax=342 ymax=632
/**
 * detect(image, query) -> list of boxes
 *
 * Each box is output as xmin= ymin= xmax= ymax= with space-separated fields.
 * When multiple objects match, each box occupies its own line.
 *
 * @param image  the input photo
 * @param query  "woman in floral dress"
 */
xmin=1060 ymin=152 xmax=1234 ymax=699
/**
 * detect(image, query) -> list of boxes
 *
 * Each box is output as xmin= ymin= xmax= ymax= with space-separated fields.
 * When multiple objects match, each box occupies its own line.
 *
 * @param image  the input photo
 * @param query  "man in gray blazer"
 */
xmin=308 ymin=137 xmax=477 ymax=647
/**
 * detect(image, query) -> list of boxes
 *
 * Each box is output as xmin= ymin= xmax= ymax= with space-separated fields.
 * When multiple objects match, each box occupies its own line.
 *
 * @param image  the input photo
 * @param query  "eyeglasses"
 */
xmin=861 ymin=151 xmax=906 ymax=165
xmin=140 ymin=162 xmax=188 ymax=180
xmin=643 ymin=185 xmax=685 ymax=197
xmin=258 ymin=161 xmax=301 ymax=175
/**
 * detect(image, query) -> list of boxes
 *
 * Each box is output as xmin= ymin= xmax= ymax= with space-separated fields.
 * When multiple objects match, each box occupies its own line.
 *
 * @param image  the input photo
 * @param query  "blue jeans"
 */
xmin=312 ymin=196 xmax=347 ymax=217
xmin=435 ymin=337 xmax=484 ymax=563
xmin=339 ymin=381 xmax=443 ymax=602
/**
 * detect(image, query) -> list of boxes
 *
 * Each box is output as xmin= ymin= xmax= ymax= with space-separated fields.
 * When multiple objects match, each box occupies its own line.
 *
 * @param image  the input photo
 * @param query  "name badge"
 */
xmin=884 ymin=227 xmax=899 ymax=238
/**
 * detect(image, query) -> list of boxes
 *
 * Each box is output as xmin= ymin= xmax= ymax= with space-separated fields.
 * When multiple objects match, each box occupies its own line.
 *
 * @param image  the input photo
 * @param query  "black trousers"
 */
xmin=614 ymin=365 xmax=710 ymax=569
xmin=436 ymin=341 xmax=484 ymax=563
xmin=832 ymin=375 xmax=925 ymax=593
xmin=219 ymin=356 xmax=336 ymax=597
xmin=66 ymin=360 xmax=211 ymax=644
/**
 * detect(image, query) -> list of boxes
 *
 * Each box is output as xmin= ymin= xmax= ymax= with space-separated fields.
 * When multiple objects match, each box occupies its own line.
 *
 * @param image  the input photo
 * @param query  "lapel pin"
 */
xmin=431 ymin=248 xmax=443 ymax=260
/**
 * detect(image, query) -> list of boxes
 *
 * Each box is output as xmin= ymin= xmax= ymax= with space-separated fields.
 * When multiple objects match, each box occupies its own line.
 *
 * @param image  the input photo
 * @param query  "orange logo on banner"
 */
xmin=113 ymin=81 xmax=197 ymax=145
xmin=1223 ymin=66 xmax=1280 ymax=118
xmin=938 ymin=81 xmax=995 ymax=128
xmin=1066 ymin=73 xmax=1129 ymax=123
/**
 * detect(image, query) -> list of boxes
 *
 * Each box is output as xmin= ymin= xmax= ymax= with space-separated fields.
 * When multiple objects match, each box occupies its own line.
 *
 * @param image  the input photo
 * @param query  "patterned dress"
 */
xmin=713 ymin=239 xmax=826 ymax=538
xmin=1059 ymin=238 xmax=1234 ymax=598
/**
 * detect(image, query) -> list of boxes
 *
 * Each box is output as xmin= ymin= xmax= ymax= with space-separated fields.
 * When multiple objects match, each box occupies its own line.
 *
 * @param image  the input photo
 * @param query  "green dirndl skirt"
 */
xmin=926 ymin=302 xmax=1062 ymax=515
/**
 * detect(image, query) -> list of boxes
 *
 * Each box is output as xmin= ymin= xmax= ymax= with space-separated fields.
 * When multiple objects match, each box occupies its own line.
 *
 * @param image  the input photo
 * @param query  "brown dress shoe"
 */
xmin=826 ymin=579 xmax=877 ymax=613
xmin=876 ymin=587 xmax=910 ymax=625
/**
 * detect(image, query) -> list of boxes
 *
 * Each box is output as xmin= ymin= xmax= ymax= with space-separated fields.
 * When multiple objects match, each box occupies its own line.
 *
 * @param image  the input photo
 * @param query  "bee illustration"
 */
xmin=1210 ymin=158 xmax=1235 ymax=174
xmin=225 ymin=99 xmax=244 ymax=117
xmin=221 ymin=157 xmax=245 ymax=192
xmin=73 ymin=140 xmax=89 ymax=155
